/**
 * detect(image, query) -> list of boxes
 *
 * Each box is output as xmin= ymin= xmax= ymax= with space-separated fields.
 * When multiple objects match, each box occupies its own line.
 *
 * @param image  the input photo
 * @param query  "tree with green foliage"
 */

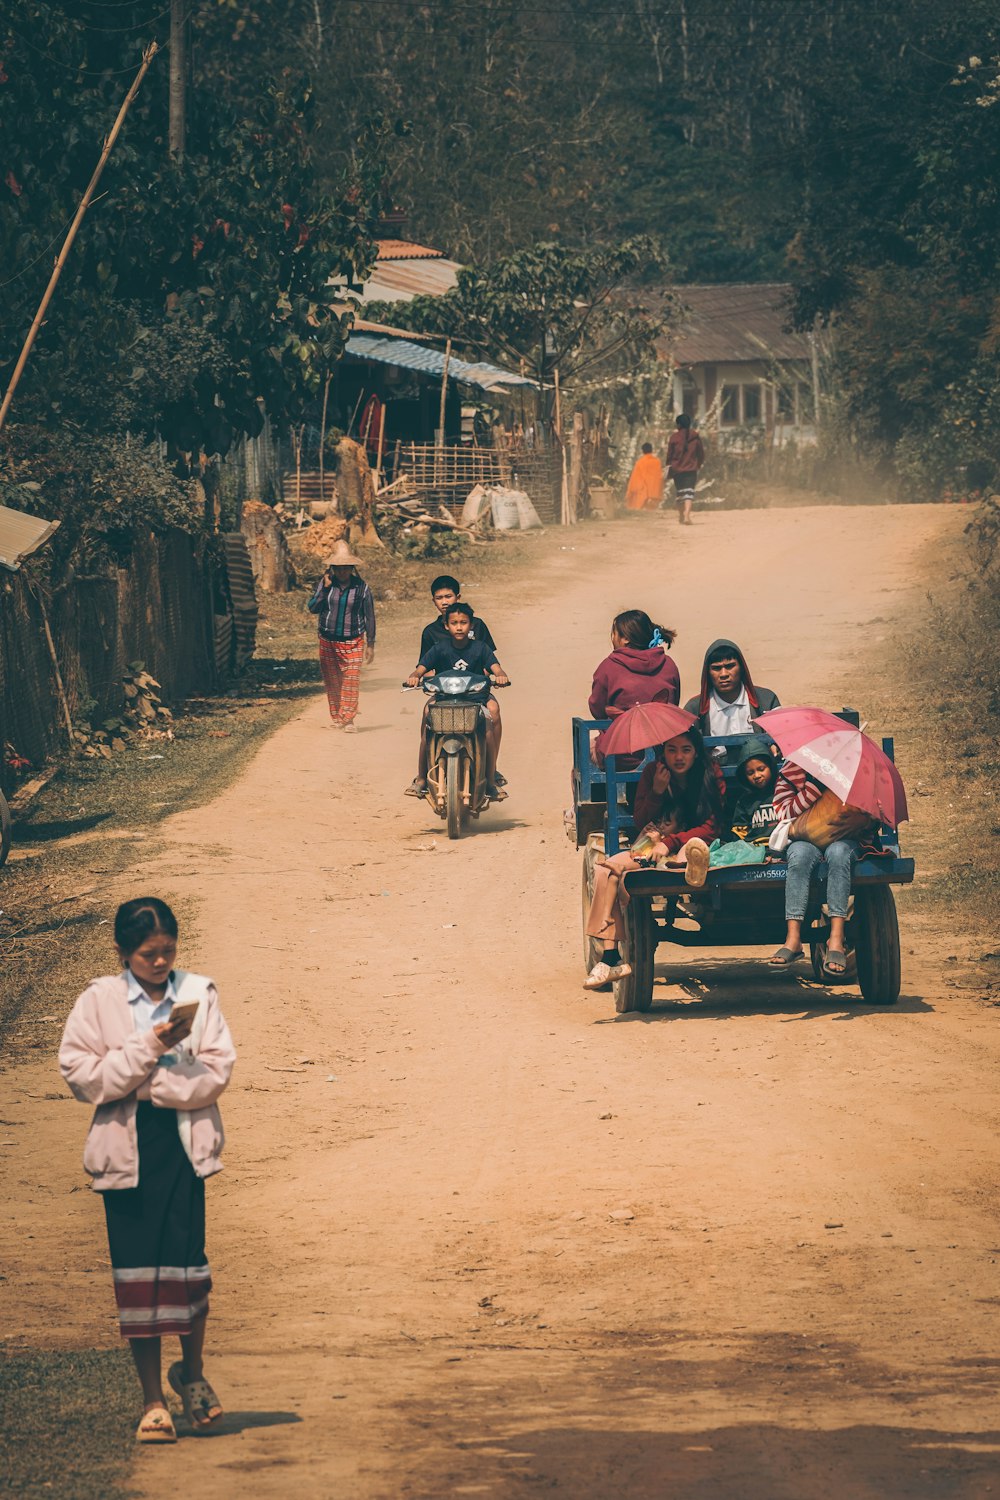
xmin=374 ymin=237 xmax=671 ymax=413
xmin=0 ymin=1 xmax=384 ymax=457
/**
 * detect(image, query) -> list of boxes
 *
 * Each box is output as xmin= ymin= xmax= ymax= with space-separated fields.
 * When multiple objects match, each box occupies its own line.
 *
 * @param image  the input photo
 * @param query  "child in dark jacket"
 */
xmin=726 ymin=736 xmax=783 ymax=846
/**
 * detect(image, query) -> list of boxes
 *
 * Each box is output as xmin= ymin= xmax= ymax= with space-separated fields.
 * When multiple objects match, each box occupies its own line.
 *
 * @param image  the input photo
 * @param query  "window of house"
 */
xmin=775 ymin=382 xmax=795 ymax=420
xmin=720 ymin=385 xmax=739 ymax=425
xmin=742 ymin=384 xmax=762 ymax=423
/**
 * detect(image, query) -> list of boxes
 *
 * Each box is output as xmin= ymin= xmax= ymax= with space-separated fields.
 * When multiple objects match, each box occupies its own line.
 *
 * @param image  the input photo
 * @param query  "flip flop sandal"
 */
xmin=168 ymin=1363 xmax=223 ymax=1429
xmin=823 ymin=950 xmax=848 ymax=976
xmin=404 ymin=779 xmax=427 ymax=798
xmin=136 ymin=1406 xmax=177 ymax=1444
xmin=769 ymin=946 xmax=803 ymax=967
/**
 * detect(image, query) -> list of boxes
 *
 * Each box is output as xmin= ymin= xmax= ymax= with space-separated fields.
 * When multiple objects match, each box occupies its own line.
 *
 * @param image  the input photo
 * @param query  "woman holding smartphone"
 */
xmin=59 ymin=897 xmax=236 ymax=1442
xmin=583 ymin=729 xmax=725 ymax=990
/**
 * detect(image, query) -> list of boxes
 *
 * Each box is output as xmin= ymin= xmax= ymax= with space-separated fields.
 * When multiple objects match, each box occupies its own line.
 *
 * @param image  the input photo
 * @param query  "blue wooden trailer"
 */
xmin=571 ymin=713 xmax=914 ymax=1013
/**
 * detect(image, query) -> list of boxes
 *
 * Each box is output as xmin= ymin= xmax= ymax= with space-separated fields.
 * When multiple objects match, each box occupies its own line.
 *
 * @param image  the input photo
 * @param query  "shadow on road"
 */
xmin=600 ymin=957 xmax=933 ymax=1022
xmin=389 ymin=1331 xmax=999 ymax=1498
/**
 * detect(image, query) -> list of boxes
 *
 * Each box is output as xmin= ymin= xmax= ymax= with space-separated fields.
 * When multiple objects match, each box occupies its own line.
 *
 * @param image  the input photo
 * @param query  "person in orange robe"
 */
xmin=624 ymin=443 xmax=664 ymax=511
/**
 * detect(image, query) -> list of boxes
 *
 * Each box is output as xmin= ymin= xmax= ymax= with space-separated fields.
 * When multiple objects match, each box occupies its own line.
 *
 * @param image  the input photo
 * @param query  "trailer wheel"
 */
xmin=854 ymin=886 xmax=901 ymax=1005
xmin=581 ymin=846 xmax=602 ymax=974
xmin=615 ymin=896 xmax=654 ymax=1014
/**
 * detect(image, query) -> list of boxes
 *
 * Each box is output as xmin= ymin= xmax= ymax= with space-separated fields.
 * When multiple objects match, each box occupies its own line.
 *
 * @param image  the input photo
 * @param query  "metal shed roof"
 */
xmin=0 ymin=502 xmax=59 ymax=572
xmin=357 ymin=257 xmax=462 ymax=303
xmin=663 ymin=283 xmax=811 ymax=365
xmin=344 ymin=334 xmax=535 ymax=392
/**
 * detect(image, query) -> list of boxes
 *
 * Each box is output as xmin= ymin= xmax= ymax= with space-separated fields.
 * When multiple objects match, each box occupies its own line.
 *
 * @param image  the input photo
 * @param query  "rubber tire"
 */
xmin=445 ymin=755 xmax=462 ymax=840
xmin=614 ymin=896 xmax=654 ymax=1014
xmin=0 ymin=790 xmax=9 ymax=869
xmin=581 ymin=845 xmax=603 ymax=974
xmin=854 ymin=885 xmax=901 ymax=1005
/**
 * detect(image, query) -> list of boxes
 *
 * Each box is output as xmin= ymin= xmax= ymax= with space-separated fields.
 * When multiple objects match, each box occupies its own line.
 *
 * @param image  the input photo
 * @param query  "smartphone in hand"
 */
xmin=168 ymin=1000 xmax=199 ymax=1027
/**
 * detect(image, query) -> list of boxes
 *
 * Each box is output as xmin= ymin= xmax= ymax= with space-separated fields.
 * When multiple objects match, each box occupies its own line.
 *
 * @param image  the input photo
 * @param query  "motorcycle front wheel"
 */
xmin=446 ymin=754 xmax=463 ymax=839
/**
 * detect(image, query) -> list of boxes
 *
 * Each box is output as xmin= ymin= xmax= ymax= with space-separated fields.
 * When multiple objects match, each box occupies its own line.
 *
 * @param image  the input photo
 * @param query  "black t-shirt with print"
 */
xmin=419 ymin=614 xmax=497 ymax=658
xmin=418 ymin=638 xmax=498 ymax=702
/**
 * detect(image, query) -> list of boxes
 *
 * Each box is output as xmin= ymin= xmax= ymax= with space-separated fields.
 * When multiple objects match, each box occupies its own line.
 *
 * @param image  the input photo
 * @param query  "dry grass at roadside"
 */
xmin=0 ymin=1349 xmax=136 ymax=1500
xmin=893 ymin=516 xmax=1000 ymax=931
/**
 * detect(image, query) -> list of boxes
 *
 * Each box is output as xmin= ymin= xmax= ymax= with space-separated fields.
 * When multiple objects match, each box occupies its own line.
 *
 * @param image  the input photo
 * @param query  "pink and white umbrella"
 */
xmin=754 ymin=706 xmax=908 ymax=829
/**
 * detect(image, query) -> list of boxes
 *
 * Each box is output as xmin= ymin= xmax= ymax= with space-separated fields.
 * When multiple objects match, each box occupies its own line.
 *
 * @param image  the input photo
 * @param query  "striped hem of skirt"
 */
xmin=112 ymin=1263 xmax=212 ymax=1338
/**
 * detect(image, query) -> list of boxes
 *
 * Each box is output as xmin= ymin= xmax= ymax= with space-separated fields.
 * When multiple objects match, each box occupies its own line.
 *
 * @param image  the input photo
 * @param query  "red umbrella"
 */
xmin=595 ymin=702 xmax=696 ymax=759
xmin=754 ymin=707 xmax=908 ymax=828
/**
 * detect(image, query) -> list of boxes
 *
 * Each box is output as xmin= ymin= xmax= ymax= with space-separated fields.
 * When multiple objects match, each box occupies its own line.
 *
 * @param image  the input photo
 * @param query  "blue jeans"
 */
xmin=784 ymin=838 xmax=858 ymax=921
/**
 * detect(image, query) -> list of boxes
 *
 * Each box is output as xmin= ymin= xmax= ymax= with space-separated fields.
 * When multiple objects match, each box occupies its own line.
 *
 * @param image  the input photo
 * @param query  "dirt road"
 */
xmin=6 ymin=504 xmax=1000 ymax=1498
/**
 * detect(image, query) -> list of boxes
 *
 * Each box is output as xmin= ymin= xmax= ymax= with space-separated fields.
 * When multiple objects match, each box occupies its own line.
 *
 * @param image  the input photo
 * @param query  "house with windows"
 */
xmin=663 ymin=283 xmax=817 ymax=446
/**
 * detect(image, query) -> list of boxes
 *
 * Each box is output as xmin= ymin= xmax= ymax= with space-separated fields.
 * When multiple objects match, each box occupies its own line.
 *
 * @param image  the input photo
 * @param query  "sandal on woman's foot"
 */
xmin=769 ymin=946 xmax=803 ymax=967
xmin=136 ymin=1406 xmax=177 ymax=1444
xmin=823 ymin=950 xmax=848 ymax=976
xmin=404 ymin=778 xmax=428 ymax=798
xmin=168 ymin=1363 xmax=223 ymax=1429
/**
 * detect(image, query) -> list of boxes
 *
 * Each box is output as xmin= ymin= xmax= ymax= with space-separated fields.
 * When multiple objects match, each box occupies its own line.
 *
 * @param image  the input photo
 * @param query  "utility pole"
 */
xmin=169 ymin=0 xmax=186 ymax=159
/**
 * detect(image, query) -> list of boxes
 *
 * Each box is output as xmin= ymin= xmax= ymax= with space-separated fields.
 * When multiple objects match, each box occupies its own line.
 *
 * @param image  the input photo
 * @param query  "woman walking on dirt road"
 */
xmin=308 ymin=539 xmax=376 ymax=732
xmin=666 ymin=414 xmax=705 ymax=525
xmin=59 ymin=897 xmax=235 ymax=1444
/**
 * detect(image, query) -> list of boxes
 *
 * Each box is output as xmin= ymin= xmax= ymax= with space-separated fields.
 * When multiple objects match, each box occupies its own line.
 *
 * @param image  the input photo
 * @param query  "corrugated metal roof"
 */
xmin=344 ymin=334 xmax=535 ymax=392
xmin=663 ymin=283 xmax=811 ymax=365
xmin=349 ymin=316 xmax=434 ymax=342
xmin=357 ymin=257 xmax=462 ymax=303
xmin=376 ymin=239 xmax=446 ymax=261
xmin=0 ymin=502 xmax=59 ymax=572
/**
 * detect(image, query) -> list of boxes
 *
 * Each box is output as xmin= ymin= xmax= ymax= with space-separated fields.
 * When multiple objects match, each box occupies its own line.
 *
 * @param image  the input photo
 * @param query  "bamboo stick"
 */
xmin=0 ymin=43 xmax=159 ymax=435
xmin=32 ymin=587 xmax=75 ymax=749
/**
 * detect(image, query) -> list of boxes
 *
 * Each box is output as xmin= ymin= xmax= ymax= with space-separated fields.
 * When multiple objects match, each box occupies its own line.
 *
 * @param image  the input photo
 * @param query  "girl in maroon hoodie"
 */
xmin=589 ymin=609 xmax=680 ymax=720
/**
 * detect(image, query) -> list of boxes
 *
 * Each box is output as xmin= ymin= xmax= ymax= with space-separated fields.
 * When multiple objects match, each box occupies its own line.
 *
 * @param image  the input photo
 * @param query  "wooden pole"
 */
xmin=32 ymin=588 xmax=75 ymax=749
xmin=375 ymin=401 xmax=387 ymax=493
xmin=347 ymin=388 xmax=365 ymax=438
xmin=437 ymin=338 xmax=452 ymax=446
xmin=168 ymin=0 xmax=186 ymax=160
xmin=0 ymin=43 xmax=159 ymax=436
xmin=318 ymin=371 xmax=331 ymax=502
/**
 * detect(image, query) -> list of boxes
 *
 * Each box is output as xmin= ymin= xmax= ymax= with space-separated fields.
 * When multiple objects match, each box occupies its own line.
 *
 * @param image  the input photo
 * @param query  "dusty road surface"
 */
xmin=6 ymin=504 xmax=1000 ymax=1498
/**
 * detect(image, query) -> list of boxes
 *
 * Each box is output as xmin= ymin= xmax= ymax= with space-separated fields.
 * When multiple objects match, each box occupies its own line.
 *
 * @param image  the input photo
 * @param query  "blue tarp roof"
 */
xmin=344 ymin=334 xmax=535 ymax=393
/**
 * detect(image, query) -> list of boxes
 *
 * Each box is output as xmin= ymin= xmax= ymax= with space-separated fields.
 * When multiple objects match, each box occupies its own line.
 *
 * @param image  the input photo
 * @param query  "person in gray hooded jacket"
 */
xmin=684 ymin=638 xmax=780 ymax=745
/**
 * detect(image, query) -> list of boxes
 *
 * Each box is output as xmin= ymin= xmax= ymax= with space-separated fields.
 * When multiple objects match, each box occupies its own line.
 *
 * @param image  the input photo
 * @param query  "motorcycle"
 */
xmin=406 ymin=671 xmax=508 ymax=839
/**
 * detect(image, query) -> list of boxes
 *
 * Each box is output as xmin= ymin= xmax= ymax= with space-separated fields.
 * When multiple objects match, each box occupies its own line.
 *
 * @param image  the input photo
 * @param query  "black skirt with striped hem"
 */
xmin=102 ymin=1100 xmax=212 ymax=1339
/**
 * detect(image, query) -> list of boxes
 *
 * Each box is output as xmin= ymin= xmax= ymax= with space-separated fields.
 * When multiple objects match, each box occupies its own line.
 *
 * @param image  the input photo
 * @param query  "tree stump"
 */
xmin=241 ymin=500 xmax=295 ymax=592
xmin=334 ymin=437 xmax=384 ymax=547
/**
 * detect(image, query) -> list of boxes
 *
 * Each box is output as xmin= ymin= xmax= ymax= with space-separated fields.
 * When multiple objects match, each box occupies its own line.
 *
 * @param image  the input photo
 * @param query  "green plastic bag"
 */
xmin=707 ymin=837 xmax=767 ymax=868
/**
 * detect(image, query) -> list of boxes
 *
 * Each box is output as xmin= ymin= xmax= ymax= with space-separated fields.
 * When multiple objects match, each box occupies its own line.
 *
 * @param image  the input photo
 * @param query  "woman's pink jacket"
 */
xmin=59 ymin=971 xmax=236 ymax=1191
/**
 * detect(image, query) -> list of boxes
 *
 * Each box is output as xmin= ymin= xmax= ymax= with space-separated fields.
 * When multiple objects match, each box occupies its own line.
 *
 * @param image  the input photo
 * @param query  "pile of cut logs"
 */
xmin=72 ymin=664 xmax=174 ymax=758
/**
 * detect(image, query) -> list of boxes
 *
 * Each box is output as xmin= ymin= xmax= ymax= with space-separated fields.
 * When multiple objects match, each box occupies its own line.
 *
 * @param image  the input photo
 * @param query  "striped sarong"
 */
xmin=103 ymin=1102 xmax=211 ymax=1339
xmin=318 ymin=634 xmax=365 ymax=724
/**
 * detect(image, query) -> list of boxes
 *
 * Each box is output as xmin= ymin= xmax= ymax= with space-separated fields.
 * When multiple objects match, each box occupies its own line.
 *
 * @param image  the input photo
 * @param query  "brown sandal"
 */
xmin=168 ymin=1362 xmax=223 ymax=1429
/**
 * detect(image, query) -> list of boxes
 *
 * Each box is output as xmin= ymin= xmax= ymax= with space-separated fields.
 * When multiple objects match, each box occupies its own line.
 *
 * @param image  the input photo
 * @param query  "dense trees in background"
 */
xmin=0 ymin=0 xmax=382 ymax=455
xmin=189 ymin=0 xmax=1000 ymax=489
xmin=3 ymin=0 xmax=1000 ymax=490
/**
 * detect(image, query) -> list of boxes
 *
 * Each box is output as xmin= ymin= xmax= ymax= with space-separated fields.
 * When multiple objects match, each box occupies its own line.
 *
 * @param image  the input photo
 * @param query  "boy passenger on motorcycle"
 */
xmin=404 ymin=603 xmax=510 ymax=802
xmin=421 ymin=575 xmax=506 ymax=787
